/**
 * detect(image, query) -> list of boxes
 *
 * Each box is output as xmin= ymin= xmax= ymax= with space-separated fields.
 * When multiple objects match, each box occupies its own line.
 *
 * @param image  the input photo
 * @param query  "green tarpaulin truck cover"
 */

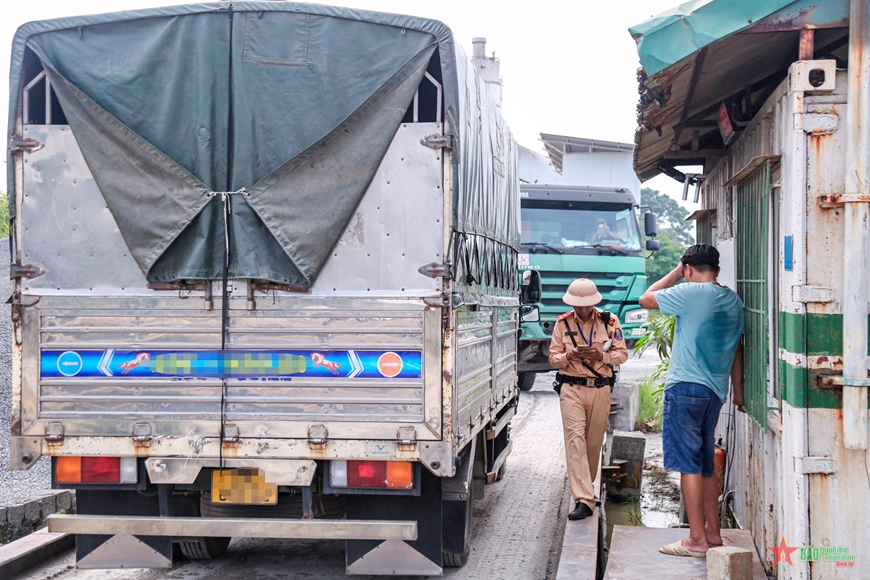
xmin=8 ymin=2 xmax=518 ymax=286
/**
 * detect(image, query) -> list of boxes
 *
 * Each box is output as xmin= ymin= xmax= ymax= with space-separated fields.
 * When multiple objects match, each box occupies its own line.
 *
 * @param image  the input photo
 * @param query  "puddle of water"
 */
xmin=603 ymin=432 xmax=681 ymax=549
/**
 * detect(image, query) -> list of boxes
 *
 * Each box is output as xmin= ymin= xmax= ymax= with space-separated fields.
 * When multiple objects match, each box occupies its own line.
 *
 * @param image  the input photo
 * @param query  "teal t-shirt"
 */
xmin=656 ymin=282 xmax=744 ymax=401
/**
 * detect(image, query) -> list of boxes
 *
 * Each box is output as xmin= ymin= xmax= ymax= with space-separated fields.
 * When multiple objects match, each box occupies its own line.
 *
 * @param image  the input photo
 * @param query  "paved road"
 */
xmin=18 ymin=375 xmax=571 ymax=580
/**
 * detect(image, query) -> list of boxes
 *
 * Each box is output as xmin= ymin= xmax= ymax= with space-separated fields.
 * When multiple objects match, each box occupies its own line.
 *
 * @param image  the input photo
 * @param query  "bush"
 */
xmin=636 ymin=375 xmax=663 ymax=432
xmin=0 ymin=193 xmax=9 ymax=238
xmin=632 ymin=312 xmax=676 ymax=432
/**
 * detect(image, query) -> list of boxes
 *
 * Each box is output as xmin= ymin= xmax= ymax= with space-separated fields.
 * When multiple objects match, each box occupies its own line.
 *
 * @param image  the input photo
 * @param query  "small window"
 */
xmin=401 ymin=50 xmax=443 ymax=124
xmin=21 ymin=48 xmax=67 ymax=126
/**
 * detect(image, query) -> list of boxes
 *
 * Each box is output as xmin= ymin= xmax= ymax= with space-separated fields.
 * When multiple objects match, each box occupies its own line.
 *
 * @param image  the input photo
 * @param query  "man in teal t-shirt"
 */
xmin=639 ymin=244 xmax=744 ymax=558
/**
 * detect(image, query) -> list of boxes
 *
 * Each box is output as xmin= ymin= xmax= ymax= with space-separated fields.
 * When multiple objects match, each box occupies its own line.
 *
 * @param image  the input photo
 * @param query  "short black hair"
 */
xmin=680 ymin=244 xmax=719 ymax=273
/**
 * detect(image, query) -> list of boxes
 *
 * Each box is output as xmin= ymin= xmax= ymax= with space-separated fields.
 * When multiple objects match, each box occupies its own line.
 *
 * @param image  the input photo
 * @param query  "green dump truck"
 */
xmin=517 ymin=184 xmax=654 ymax=390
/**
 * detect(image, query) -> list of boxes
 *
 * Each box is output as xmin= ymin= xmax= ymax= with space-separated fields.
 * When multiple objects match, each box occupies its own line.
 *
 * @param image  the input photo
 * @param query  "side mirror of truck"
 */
xmin=521 ymin=270 xmax=542 ymax=304
xmin=644 ymin=211 xmax=658 ymax=238
xmin=646 ymin=239 xmax=660 ymax=251
xmin=520 ymin=304 xmax=540 ymax=323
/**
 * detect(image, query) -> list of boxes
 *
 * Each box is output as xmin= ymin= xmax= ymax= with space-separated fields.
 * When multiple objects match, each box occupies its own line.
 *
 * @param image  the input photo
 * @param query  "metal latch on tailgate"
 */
xmin=132 ymin=423 xmax=152 ymax=446
xmin=397 ymin=427 xmax=417 ymax=451
xmin=9 ymin=136 xmax=44 ymax=154
xmin=10 ymin=263 xmax=45 ymax=280
xmin=45 ymin=422 xmax=64 ymax=443
xmin=308 ymin=425 xmax=328 ymax=449
xmin=222 ymin=424 xmax=240 ymax=443
xmin=421 ymin=134 xmax=453 ymax=150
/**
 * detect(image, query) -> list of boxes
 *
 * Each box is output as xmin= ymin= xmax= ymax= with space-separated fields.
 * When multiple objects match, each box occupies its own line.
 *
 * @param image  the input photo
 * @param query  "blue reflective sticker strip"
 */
xmin=784 ymin=235 xmax=793 ymax=271
xmin=40 ymin=350 xmax=422 ymax=379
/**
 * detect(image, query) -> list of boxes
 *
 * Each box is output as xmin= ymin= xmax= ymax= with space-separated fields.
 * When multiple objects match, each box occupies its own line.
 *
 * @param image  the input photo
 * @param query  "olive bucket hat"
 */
xmin=562 ymin=278 xmax=602 ymax=307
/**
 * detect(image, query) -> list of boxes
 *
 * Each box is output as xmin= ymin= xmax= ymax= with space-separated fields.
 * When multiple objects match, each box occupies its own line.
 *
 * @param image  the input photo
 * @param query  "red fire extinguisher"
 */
xmin=714 ymin=439 xmax=727 ymax=493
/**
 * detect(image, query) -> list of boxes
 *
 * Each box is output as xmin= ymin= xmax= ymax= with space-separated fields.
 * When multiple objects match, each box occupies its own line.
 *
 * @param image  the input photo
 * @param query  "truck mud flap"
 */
xmin=345 ymin=468 xmax=442 ymax=576
xmin=74 ymin=490 xmax=172 ymax=569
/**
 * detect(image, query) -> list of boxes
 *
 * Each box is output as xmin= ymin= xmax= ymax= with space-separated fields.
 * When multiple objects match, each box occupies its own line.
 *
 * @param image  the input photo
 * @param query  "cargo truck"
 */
xmin=6 ymin=3 xmax=531 ymax=575
xmin=516 ymin=184 xmax=657 ymax=390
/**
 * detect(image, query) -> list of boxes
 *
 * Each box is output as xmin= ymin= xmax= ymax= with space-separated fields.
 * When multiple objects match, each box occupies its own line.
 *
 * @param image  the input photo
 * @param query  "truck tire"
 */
xmin=200 ymin=491 xmax=346 ymax=519
xmin=442 ymin=476 xmax=474 ymax=567
xmin=517 ymin=372 xmax=536 ymax=391
xmin=496 ymin=461 xmax=507 ymax=481
xmin=178 ymin=536 xmax=231 ymax=560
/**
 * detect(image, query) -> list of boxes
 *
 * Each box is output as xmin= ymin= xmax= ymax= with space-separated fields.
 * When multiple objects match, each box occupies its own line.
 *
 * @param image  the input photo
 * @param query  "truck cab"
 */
xmin=516 ymin=184 xmax=649 ymax=389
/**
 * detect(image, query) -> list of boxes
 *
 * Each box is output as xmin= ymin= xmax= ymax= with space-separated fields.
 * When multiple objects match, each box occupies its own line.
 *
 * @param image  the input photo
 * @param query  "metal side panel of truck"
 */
xmin=6 ymin=3 xmax=520 ymax=575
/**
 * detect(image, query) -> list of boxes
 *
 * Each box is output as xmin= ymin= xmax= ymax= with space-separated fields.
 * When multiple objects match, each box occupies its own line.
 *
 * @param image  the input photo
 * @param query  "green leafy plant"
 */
xmin=0 ymin=193 xmax=9 ymax=238
xmin=633 ymin=312 xmax=676 ymax=432
xmin=634 ymin=312 xmax=676 ymax=385
xmin=636 ymin=375 xmax=664 ymax=432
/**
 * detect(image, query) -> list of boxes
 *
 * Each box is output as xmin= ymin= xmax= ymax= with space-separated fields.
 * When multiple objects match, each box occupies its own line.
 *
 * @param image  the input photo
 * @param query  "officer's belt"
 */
xmin=555 ymin=373 xmax=610 ymax=388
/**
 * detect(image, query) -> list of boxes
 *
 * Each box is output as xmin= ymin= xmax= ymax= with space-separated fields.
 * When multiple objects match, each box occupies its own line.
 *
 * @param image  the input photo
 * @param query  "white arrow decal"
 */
xmin=98 ymin=350 xmax=115 ymax=377
xmin=347 ymin=350 xmax=363 ymax=378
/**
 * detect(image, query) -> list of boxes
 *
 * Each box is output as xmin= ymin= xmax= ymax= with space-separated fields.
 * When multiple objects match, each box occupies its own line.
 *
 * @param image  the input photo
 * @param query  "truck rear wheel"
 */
xmin=178 ymin=536 xmax=231 ymax=560
xmin=517 ymin=372 xmax=536 ymax=391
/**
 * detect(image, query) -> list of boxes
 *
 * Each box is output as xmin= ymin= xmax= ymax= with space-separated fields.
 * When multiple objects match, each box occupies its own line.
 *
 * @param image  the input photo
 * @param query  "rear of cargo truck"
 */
xmin=6 ymin=3 xmax=520 ymax=575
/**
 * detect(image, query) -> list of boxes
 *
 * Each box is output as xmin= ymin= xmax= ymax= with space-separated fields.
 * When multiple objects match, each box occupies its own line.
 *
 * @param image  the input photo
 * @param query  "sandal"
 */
xmin=659 ymin=540 xmax=707 ymax=558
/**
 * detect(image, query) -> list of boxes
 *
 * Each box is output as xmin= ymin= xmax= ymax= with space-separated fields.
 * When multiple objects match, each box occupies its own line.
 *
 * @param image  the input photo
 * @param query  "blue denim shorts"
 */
xmin=662 ymin=382 xmax=723 ymax=476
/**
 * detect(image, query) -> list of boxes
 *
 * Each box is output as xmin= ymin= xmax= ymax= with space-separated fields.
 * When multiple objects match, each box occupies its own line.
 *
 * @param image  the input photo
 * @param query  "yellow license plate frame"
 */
xmin=211 ymin=468 xmax=277 ymax=505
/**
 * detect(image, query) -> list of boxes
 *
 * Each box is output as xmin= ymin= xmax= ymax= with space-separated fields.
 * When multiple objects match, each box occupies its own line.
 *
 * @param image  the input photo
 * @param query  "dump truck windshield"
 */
xmin=520 ymin=200 xmax=642 ymax=253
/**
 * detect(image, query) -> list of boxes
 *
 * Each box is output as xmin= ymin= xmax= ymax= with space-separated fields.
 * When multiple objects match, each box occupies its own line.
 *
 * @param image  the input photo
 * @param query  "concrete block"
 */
xmin=607 ymin=431 xmax=645 ymax=501
xmin=609 ymin=380 xmax=639 ymax=433
xmin=55 ymin=491 xmax=72 ymax=512
xmin=555 ymin=546 xmax=597 ymax=580
xmin=6 ymin=505 xmax=24 ymax=527
xmin=0 ymin=527 xmax=75 ymax=578
xmin=23 ymin=500 xmax=40 ymax=523
xmin=562 ymin=507 xmax=600 ymax=548
xmin=0 ymin=507 xmax=7 ymax=525
xmin=707 ymin=546 xmax=753 ymax=580
xmin=36 ymin=493 xmax=57 ymax=518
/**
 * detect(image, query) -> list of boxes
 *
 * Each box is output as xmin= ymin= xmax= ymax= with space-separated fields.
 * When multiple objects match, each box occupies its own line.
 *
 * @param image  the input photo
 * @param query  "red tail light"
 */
xmin=82 ymin=457 xmax=120 ymax=482
xmin=347 ymin=460 xmax=387 ymax=488
xmin=55 ymin=456 xmax=138 ymax=484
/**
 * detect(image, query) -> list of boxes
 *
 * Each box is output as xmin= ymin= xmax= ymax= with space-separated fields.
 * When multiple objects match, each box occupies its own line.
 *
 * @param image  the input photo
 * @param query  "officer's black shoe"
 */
xmin=568 ymin=502 xmax=594 ymax=520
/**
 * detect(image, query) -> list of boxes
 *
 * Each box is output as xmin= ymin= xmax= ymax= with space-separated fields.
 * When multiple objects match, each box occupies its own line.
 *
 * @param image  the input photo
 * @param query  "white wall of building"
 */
xmin=562 ymin=151 xmax=641 ymax=202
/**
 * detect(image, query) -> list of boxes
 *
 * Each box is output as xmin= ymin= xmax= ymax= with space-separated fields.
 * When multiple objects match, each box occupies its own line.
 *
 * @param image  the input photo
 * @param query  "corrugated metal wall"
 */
xmin=704 ymin=79 xmax=786 ymax=574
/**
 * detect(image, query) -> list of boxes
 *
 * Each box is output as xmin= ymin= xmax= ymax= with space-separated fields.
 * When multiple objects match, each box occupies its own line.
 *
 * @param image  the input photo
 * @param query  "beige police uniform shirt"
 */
xmin=548 ymin=309 xmax=629 ymax=377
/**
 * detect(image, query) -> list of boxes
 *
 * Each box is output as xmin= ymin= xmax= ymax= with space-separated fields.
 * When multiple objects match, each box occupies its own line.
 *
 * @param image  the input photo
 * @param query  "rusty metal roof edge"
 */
xmin=631 ymin=0 xmax=851 ymax=182
xmin=724 ymin=155 xmax=782 ymax=186
xmin=685 ymin=208 xmax=716 ymax=221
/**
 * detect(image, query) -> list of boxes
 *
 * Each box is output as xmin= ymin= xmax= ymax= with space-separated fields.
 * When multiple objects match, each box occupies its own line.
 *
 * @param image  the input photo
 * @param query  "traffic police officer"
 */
xmin=549 ymin=278 xmax=628 ymax=520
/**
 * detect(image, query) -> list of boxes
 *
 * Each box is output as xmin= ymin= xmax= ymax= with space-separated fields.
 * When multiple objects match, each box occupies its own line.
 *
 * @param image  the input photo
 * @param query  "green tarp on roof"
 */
xmin=630 ymin=0 xmax=797 ymax=76
xmin=10 ymin=2 xmax=502 ymax=286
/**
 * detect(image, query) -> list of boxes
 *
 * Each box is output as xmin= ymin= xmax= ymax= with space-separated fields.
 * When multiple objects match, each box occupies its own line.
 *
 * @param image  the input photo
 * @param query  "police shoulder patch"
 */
xmin=557 ymin=311 xmax=573 ymax=321
xmin=614 ymin=329 xmax=624 ymax=341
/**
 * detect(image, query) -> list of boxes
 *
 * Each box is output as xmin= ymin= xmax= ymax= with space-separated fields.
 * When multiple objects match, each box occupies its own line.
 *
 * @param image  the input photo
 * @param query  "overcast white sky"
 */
xmin=2 ymin=0 xmax=695 ymax=204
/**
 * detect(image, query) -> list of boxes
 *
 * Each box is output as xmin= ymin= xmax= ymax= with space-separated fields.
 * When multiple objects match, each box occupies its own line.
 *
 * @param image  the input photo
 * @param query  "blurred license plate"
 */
xmin=211 ymin=468 xmax=277 ymax=504
xmin=630 ymin=327 xmax=646 ymax=336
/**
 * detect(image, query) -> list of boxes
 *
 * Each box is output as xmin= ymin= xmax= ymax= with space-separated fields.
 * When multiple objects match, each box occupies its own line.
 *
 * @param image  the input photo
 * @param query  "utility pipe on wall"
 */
xmin=843 ymin=0 xmax=870 ymax=450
